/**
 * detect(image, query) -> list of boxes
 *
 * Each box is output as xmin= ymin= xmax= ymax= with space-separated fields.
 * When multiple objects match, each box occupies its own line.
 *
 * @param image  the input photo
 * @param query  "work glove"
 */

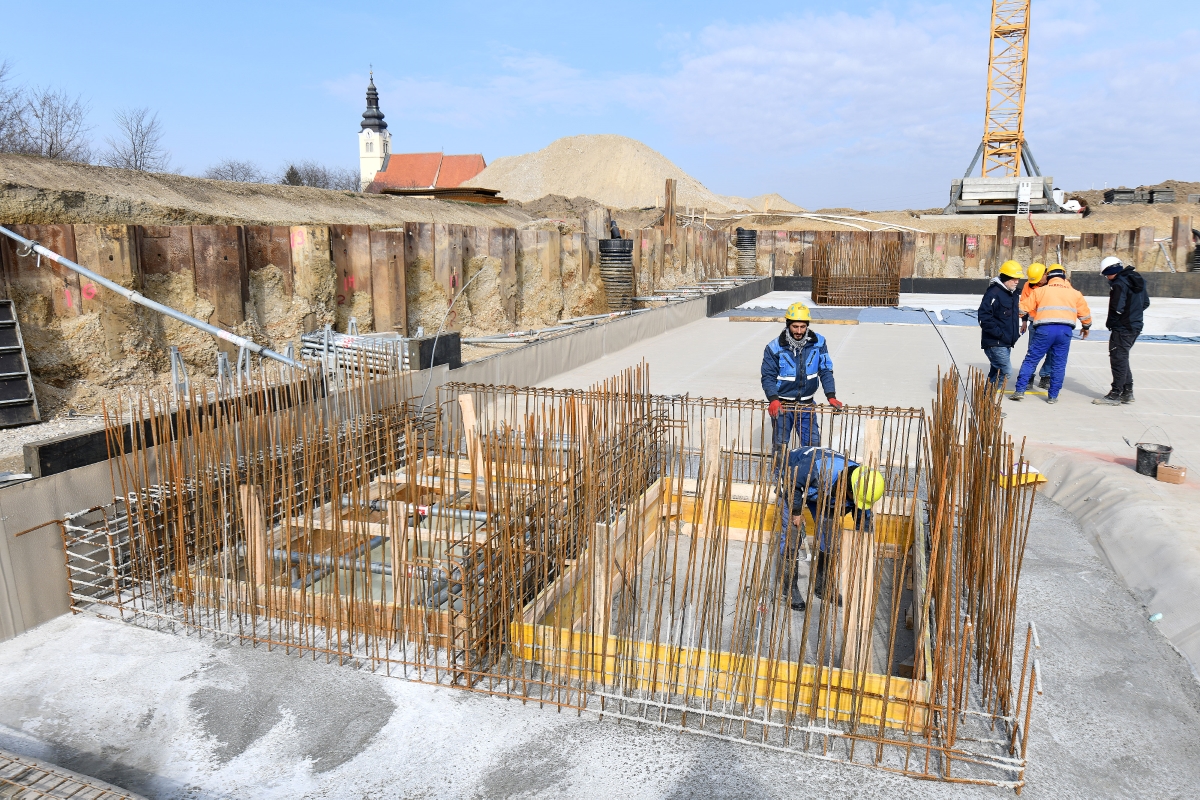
xmin=1080 ymin=326 xmax=1090 ymax=340
xmin=768 ymin=399 xmax=782 ymax=418
xmin=827 ymin=396 xmax=844 ymax=411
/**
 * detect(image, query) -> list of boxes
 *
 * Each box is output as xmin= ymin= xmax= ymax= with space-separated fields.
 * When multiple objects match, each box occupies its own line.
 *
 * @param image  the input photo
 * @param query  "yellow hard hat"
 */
xmin=850 ymin=467 xmax=885 ymax=510
xmin=1026 ymin=262 xmax=1046 ymax=284
xmin=999 ymin=260 xmax=1024 ymax=280
xmin=785 ymin=302 xmax=811 ymax=322
xmin=1047 ymin=263 xmax=1063 ymax=273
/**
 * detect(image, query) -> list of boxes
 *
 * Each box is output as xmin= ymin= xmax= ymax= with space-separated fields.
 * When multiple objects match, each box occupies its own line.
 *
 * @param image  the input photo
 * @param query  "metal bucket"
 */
xmin=1135 ymin=443 xmax=1172 ymax=477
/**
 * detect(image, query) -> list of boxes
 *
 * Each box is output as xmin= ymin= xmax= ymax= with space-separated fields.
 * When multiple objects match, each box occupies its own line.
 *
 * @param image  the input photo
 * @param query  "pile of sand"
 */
xmin=465 ymin=135 xmax=802 ymax=214
xmin=0 ymin=155 xmax=530 ymax=228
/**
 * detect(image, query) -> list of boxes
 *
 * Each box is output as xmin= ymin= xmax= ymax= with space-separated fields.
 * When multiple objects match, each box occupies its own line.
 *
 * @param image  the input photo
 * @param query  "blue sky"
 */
xmin=2 ymin=1 xmax=1197 ymax=209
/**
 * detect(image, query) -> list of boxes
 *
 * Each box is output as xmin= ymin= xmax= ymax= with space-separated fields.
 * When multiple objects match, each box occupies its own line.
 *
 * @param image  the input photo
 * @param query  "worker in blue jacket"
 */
xmin=977 ymin=260 xmax=1024 ymax=388
xmin=760 ymin=302 xmax=841 ymax=459
xmin=779 ymin=445 xmax=885 ymax=610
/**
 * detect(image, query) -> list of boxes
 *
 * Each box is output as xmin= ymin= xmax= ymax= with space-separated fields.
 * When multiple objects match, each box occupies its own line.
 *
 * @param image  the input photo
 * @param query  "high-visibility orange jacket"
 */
xmin=1020 ymin=277 xmax=1092 ymax=329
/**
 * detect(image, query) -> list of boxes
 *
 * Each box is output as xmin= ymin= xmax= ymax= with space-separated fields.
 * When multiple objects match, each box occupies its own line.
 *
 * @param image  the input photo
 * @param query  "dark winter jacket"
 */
xmin=1105 ymin=267 xmax=1150 ymax=331
xmin=760 ymin=329 xmax=835 ymax=402
xmin=977 ymin=278 xmax=1021 ymax=348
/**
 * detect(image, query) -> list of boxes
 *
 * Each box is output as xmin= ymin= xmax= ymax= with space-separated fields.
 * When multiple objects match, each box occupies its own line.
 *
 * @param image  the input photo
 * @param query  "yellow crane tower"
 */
xmin=946 ymin=0 xmax=1059 ymax=214
xmin=981 ymin=0 xmax=1031 ymax=177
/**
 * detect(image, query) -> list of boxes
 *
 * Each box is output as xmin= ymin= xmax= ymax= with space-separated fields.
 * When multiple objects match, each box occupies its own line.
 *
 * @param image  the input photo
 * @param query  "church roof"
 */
xmin=360 ymin=74 xmax=387 ymax=133
xmin=369 ymin=152 xmax=487 ymax=190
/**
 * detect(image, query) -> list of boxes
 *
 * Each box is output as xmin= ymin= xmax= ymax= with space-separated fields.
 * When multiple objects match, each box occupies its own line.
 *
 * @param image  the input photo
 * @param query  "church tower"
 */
xmin=358 ymin=72 xmax=390 ymax=189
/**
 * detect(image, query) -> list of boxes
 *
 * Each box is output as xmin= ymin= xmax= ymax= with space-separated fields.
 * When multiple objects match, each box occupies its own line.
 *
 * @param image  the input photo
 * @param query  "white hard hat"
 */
xmin=1099 ymin=256 xmax=1122 ymax=270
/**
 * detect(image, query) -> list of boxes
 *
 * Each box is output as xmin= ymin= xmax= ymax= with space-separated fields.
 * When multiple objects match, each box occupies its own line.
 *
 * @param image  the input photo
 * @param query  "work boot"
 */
xmin=788 ymin=573 xmax=806 ymax=612
xmin=1092 ymin=393 xmax=1122 ymax=406
xmin=1038 ymin=376 xmax=1051 ymax=390
xmin=1008 ymin=392 xmax=1024 ymax=402
xmin=1046 ymin=396 xmax=1058 ymax=404
xmin=1121 ymin=391 xmax=1135 ymax=404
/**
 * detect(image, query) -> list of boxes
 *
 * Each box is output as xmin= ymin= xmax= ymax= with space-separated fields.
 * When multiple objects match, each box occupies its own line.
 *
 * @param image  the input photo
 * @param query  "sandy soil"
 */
xmin=0 ymin=155 xmax=531 ymax=228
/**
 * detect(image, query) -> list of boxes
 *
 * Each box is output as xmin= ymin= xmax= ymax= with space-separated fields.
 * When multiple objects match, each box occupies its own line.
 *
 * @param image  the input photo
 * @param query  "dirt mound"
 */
xmin=0 ymin=154 xmax=530 ymax=228
xmin=464 ymin=135 xmax=749 ymax=213
xmin=721 ymin=193 xmax=806 ymax=213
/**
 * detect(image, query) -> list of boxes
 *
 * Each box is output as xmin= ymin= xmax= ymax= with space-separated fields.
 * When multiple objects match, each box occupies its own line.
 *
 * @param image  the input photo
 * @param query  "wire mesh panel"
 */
xmin=811 ymin=234 xmax=902 ymax=307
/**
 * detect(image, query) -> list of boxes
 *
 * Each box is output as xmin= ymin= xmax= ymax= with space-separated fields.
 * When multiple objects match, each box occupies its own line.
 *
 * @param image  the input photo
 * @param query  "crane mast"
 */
xmin=981 ymin=0 xmax=1031 ymax=177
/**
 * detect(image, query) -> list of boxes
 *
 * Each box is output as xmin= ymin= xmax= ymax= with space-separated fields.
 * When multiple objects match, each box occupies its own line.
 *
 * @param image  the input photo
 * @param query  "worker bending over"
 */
xmin=1019 ymin=262 xmax=1056 ymax=389
xmin=1010 ymin=266 xmax=1091 ymax=404
xmin=760 ymin=302 xmax=840 ymax=458
xmin=780 ymin=445 xmax=884 ymax=609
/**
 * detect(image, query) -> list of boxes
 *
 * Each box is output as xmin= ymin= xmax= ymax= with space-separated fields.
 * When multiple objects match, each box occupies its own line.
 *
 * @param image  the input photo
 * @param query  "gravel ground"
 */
xmin=0 ymin=414 xmax=105 ymax=473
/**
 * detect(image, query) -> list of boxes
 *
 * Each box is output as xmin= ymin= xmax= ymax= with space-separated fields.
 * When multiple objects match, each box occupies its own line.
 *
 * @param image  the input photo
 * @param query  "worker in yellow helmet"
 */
xmin=781 ymin=445 xmax=885 ymax=609
xmin=761 ymin=301 xmax=840 ymax=456
xmin=1011 ymin=265 xmax=1091 ymax=404
xmin=977 ymin=260 xmax=1025 ymax=388
xmin=1019 ymin=263 xmax=1056 ymax=389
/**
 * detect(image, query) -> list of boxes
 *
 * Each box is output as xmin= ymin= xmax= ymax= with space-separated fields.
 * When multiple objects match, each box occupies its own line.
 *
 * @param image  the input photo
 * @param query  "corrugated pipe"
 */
xmin=0 ymin=225 xmax=303 ymax=368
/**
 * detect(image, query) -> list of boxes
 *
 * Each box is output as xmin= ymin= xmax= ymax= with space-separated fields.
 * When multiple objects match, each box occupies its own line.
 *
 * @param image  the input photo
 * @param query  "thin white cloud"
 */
xmin=324 ymin=3 xmax=1199 ymax=205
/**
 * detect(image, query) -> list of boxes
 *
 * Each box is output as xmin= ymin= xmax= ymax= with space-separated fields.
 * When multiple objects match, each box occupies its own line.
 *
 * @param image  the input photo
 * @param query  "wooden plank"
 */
xmin=977 ymin=234 xmax=995 ymax=275
xmin=1135 ymin=226 xmax=1155 ymax=268
xmin=139 ymin=225 xmax=195 ymax=277
xmin=946 ymin=232 xmax=963 ymax=260
xmin=663 ymin=178 xmax=677 ymax=244
xmin=840 ymin=418 xmax=881 ymax=674
xmin=996 ymin=216 xmax=1015 ymax=262
xmin=1174 ymin=216 xmax=1194 ymax=271
xmin=963 ymin=234 xmax=979 ymax=273
xmin=190 ymin=225 xmax=246 ymax=344
xmin=931 ymin=233 xmax=947 ymax=269
xmin=4 ymin=224 xmax=81 ymax=317
xmin=1100 ymin=233 xmax=1118 ymax=256
xmin=240 ymin=484 xmax=270 ymax=589
xmin=369 ymin=229 xmax=405 ymax=334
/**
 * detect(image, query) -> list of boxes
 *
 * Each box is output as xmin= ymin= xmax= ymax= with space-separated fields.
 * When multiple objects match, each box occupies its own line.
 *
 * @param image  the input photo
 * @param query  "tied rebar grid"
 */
xmin=811 ymin=236 xmax=902 ymax=307
xmin=61 ymin=361 xmax=1040 ymax=791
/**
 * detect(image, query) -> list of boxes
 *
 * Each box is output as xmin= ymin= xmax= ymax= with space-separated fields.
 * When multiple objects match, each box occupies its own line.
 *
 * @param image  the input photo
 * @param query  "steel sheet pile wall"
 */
xmin=59 ymin=364 xmax=1040 ymax=789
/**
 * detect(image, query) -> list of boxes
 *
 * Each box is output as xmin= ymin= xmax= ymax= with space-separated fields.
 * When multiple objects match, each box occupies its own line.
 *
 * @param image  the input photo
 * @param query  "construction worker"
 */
xmin=1019 ymin=262 xmax=1056 ymax=389
xmin=1093 ymin=256 xmax=1150 ymax=405
xmin=760 ymin=302 xmax=840 ymax=455
xmin=977 ymin=260 xmax=1024 ymax=387
xmin=1010 ymin=266 xmax=1091 ymax=404
xmin=781 ymin=445 xmax=885 ymax=608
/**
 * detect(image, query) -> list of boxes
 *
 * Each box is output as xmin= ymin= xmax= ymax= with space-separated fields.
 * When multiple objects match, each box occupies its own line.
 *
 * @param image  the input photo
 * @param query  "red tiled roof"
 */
xmin=371 ymin=152 xmax=486 ymax=190
xmin=434 ymin=154 xmax=487 ymax=188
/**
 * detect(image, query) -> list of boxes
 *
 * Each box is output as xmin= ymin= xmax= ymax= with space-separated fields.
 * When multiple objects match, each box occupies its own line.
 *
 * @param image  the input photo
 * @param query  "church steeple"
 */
xmin=358 ymin=70 xmax=392 ymax=189
xmin=360 ymin=71 xmax=388 ymax=133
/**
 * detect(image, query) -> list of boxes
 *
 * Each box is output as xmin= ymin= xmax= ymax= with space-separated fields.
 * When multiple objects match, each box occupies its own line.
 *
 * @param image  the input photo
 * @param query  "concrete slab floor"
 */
xmin=1 ymin=497 xmax=1197 ymax=798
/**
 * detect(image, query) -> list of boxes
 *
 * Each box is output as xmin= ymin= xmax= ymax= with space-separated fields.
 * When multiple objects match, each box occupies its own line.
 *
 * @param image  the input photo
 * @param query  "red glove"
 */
xmin=828 ymin=396 xmax=844 ymax=410
xmin=768 ymin=399 xmax=782 ymax=418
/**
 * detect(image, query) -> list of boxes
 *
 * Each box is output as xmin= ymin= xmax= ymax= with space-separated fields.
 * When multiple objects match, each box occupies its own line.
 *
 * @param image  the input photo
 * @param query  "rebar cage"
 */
xmin=61 ymin=363 xmax=1040 ymax=790
xmin=811 ymin=234 xmax=902 ymax=307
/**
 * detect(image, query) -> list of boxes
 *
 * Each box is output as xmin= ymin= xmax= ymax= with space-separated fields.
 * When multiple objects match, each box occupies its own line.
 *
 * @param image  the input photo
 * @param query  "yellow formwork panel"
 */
xmin=510 ymin=621 xmax=928 ymax=731
xmin=672 ymin=494 xmax=913 ymax=553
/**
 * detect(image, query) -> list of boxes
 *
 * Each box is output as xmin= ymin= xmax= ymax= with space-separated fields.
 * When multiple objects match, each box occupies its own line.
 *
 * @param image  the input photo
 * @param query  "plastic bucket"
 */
xmin=1135 ymin=443 xmax=1172 ymax=477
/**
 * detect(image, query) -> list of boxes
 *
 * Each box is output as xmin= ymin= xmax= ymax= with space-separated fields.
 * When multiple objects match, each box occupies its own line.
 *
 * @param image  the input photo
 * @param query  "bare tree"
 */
xmin=0 ymin=61 xmax=31 ymax=154
xmin=204 ymin=158 xmax=266 ymax=183
xmin=102 ymin=107 xmax=170 ymax=172
xmin=23 ymin=86 xmax=92 ymax=162
xmin=278 ymin=160 xmax=360 ymax=191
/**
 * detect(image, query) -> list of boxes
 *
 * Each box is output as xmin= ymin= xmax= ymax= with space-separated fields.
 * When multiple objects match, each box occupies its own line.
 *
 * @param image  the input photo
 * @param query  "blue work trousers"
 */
xmin=772 ymin=407 xmax=821 ymax=450
xmin=984 ymin=346 xmax=1012 ymax=387
xmin=1015 ymin=325 xmax=1073 ymax=398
